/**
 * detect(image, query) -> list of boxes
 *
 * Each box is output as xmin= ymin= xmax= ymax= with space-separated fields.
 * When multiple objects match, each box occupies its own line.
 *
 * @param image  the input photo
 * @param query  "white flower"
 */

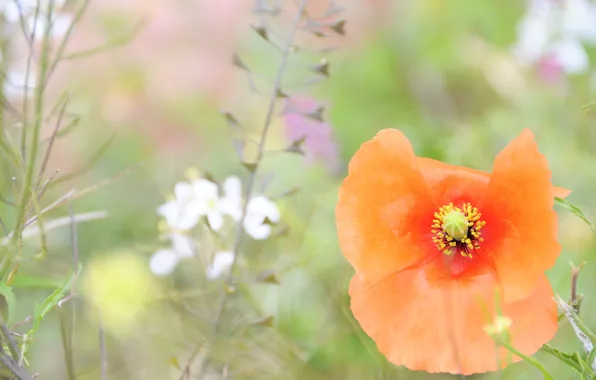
xmin=550 ymin=38 xmax=590 ymax=73
xmin=243 ymin=196 xmax=280 ymax=240
xmin=192 ymin=176 xmax=243 ymax=230
xmin=149 ymin=249 xmax=179 ymax=276
xmin=219 ymin=176 xmax=243 ymax=221
xmin=157 ymin=182 xmax=202 ymax=231
xmin=3 ymin=68 xmax=36 ymax=99
xmin=149 ymin=233 xmax=195 ymax=276
xmin=512 ymin=0 xmax=596 ymax=74
xmin=2 ymin=0 xmax=67 ymax=24
xmin=206 ymin=251 xmax=235 ymax=279
xmin=170 ymin=233 xmax=194 ymax=258
xmin=512 ymin=0 xmax=555 ymax=65
xmin=192 ymin=178 xmax=224 ymax=230
xmin=562 ymin=0 xmax=596 ymax=43
xmin=27 ymin=12 xmax=73 ymax=40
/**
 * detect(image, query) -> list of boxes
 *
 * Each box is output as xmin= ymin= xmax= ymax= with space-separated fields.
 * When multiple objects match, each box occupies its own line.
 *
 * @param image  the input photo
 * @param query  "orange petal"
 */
xmin=336 ymin=129 xmax=434 ymax=279
xmin=349 ymin=268 xmax=557 ymax=375
xmin=484 ymin=129 xmax=561 ymax=303
xmin=417 ymin=157 xmax=570 ymax=200
xmin=416 ymin=157 xmax=489 ymax=207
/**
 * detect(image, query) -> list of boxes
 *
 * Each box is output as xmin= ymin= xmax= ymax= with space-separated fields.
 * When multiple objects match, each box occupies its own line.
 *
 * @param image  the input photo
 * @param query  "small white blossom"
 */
xmin=26 ymin=12 xmax=73 ymax=40
xmin=206 ymin=251 xmax=235 ymax=279
xmin=157 ymin=182 xmax=202 ymax=231
xmin=2 ymin=0 xmax=68 ymax=26
xmin=170 ymin=233 xmax=194 ymax=258
xmin=512 ymin=0 xmax=596 ymax=75
xmin=149 ymin=249 xmax=179 ymax=277
xmin=149 ymin=233 xmax=195 ymax=276
xmin=219 ymin=176 xmax=243 ymax=221
xmin=243 ymin=196 xmax=280 ymax=240
xmin=192 ymin=178 xmax=224 ymax=230
xmin=551 ymin=38 xmax=589 ymax=74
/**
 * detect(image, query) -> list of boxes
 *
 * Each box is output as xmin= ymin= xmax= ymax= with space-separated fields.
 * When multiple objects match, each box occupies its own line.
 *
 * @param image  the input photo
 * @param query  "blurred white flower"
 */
xmin=3 ymin=68 xmax=36 ymax=99
xmin=512 ymin=0 xmax=555 ymax=65
xmin=219 ymin=175 xmax=243 ymax=221
xmin=243 ymin=196 xmax=280 ymax=240
xmin=551 ymin=38 xmax=590 ymax=73
xmin=157 ymin=182 xmax=202 ymax=231
xmin=26 ymin=12 xmax=73 ymax=40
xmin=206 ymin=251 xmax=235 ymax=279
xmin=149 ymin=233 xmax=195 ymax=276
xmin=170 ymin=232 xmax=194 ymax=258
xmin=512 ymin=0 xmax=596 ymax=75
xmin=149 ymin=249 xmax=179 ymax=276
xmin=192 ymin=178 xmax=224 ymax=230
xmin=153 ymin=174 xmax=281 ymax=277
xmin=2 ymin=0 xmax=67 ymax=24
xmin=562 ymin=0 xmax=596 ymax=43
xmin=192 ymin=176 xmax=244 ymax=230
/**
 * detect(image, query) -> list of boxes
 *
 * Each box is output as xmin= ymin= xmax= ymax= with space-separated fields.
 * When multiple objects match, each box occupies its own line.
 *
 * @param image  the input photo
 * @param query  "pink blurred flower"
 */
xmin=537 ymin=54 xmax=565 ymax=82
xmin=283 ymin=96 xmax=339 ymax=173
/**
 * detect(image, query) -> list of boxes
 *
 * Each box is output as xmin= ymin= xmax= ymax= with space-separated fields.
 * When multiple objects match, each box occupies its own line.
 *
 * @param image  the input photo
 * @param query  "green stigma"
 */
xmin=442 ymin=210 xmax=469 ymax=241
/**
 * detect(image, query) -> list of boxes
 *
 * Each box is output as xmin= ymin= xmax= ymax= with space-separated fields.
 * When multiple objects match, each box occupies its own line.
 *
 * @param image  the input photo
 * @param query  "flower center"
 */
xmin=431 ymin=202 xmax=486 ymax=258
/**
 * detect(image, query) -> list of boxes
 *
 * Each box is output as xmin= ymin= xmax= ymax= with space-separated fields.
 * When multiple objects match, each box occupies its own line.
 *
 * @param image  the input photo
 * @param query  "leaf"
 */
xmin=311 ymin=59 xmax=329 ymax=76
xmin=256 ymin=270 xmax=280 ymax=284
xmin=243 ymin=162 xmax=258 ymax=173
xmin=34 ymin=263 xmax=81 ymax=321
xmin=232 ymin=53 xmax=251 ymax=71
xmin=286 ymin=137 xmax=306 ymax=155
xmin=168 ymin=357 xmax=181 ymax=369
xmin=275 ymin=88 xmax=288 ymax=98
xmin=232 ymin=139 xmax=245 ymax=158
xmin=304 ymin=105 xmax=325 ymax=122
xmin=222 ymin=111 xmax=241 ymax=131
xmin=555 ymin=197 xmax=596 ymax=232
xmin=541 ymin=344 xmax=583 ymax=374
xmin=21 ymin=263 xmax=82 ymax=362
xmin=250 ymin=24 xmax=269 ymax=41
xmin=55 ymin=115 xmax=81 ymax=138
xmin=0 ymin=283 xmax=16 ymax=327
xmin=50 ymin=133 xmax=118 ymax=187
xmin=330 ymin=19 xmax=346 ymax=35
xmin=250 ymin=316 xmax=274 ymax=327
xmin=10 ymin=275 xmax=63 ymax=289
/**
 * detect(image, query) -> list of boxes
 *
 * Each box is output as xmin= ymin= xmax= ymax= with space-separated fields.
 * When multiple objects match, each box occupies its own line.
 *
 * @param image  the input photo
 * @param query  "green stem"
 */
xmin=497 ymin=339 xmax=556 ymax=380
xmin=3 ymin=0 xmax=54 ymax=281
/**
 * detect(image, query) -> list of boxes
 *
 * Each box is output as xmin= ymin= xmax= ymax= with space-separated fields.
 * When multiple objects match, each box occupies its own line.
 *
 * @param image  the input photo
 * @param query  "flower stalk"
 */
xmin=178 ymin=0 xmax=309 ymax=376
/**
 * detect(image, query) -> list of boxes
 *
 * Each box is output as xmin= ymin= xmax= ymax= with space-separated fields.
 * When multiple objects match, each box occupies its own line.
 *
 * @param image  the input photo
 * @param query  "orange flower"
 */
xmin=336 ymin=129 xmax=569 ymax=375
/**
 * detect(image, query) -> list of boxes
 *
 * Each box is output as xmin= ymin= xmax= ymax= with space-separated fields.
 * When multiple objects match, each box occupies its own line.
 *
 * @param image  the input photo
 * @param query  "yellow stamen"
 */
xmin=431 ymin=202 xmax=486 ymax=258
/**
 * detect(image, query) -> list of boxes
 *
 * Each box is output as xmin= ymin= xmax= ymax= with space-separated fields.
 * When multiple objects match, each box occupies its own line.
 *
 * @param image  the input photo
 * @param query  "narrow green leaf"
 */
xmin=34 ymin=263 xmax=81 ymax=320
xmin=498 ymin=338 xmax=556 ymax=380
xmin=541 ymin=344 xmax=583 ymax=374
xmin=10 ymin=275 xmax=63 ymax=289
xmin=555 ymin=197 xmax=596 ymax=232
xmin=0 ymin=283 xmax=16 ymax=327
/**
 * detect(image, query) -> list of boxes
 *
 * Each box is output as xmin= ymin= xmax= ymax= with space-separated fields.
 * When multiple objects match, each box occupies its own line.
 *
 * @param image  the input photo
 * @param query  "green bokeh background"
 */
xmin=5 ymin=1 xmax=596 ymax=379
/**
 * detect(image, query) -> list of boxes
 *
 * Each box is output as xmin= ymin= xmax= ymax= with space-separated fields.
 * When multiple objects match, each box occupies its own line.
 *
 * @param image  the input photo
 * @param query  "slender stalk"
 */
xmin=4 ymin=0 xmax=54 ymax=282
xmin=178 ymin=1 xmax=308 ymax=377
xmin=99 ymin=323 xmax=107 ymax=380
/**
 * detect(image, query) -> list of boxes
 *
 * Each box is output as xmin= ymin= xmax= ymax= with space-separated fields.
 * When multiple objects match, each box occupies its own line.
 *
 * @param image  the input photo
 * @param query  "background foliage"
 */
xmin=1 ymin=0 xmax=595 ymax=379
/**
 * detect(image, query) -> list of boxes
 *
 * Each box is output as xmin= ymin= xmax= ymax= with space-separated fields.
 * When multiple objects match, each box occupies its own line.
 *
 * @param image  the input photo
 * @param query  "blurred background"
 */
xmin=2 ymin=0 xmax=596 ymax=379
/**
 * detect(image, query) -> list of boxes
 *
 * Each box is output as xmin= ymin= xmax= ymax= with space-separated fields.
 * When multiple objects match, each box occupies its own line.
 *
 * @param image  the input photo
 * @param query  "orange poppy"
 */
xmin=336 ymin=128 xmax=569 ymax=375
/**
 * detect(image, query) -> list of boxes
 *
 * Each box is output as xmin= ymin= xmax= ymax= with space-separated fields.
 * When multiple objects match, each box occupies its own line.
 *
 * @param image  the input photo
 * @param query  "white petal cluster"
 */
xmin=2 ymin=0 xmax=73 ymax=99
xmin=512 ymin=0 xmax=596 ymax=74
xmin=150 ymin=174 xmax=280 ymax=278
